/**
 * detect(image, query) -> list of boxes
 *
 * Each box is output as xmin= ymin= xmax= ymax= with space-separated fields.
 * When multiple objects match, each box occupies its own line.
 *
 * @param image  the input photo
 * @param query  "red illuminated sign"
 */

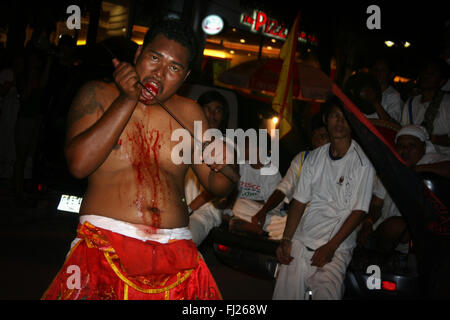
xmin=240 ymin=10 xmax=317 ymax=45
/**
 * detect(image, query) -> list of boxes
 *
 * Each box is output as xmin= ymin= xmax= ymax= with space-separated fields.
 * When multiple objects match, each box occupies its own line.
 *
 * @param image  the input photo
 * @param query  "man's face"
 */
xmin=311 ymin=126 xmax=329 ymax=149
xmin=202 ymin=101 xmax=224 ymax=129
xmin=326 ymin=105 xmax=351 ymax=140
xmin=395 ymin=135 xmax=426 ymax=167
xmin=134 ymin=34 xmax=191 ymax=105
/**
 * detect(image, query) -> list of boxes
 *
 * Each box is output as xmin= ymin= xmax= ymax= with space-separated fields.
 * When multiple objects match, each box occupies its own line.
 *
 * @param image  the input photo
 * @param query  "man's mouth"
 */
xmin=140 ymin=81 xmax=160 ymax=102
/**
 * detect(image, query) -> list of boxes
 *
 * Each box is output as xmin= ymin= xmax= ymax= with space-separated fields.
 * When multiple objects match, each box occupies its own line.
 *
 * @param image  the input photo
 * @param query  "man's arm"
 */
xmin=65 ymin=59 xmax=140 ymax=178
xmin=357 ymin=195 xmax=383 ymax=246
xmin=311 ymin=210 xmax=366 ymax=268
xmin=276 ymin=199 xmax=307 ymax=265
xmin=252 ymin=189 xmax=286 ymax=226
xmin=415 ymin=160 xmax=450 ymax=179
xmin=189 ymin=104 xmax=237 ymax=199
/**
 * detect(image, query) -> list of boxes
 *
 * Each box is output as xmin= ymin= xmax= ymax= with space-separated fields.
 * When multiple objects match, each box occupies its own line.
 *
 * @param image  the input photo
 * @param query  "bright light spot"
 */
xmin=272 ymin=116 xmax=279 ymax=125
xmin=404 ymin=41 xmax=411 ymax=48
xmin=240 ymin=39 xmax=246 ymax=43
xmin=384 ymin=40 xmax=395 ymax=47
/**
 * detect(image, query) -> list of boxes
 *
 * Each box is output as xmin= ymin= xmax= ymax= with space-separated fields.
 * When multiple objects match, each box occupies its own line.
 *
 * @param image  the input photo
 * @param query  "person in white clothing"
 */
xmin=273 ymin=97 xmax=375 ymax=300
xmin=400 ymin=58 xmax=450 ymax=155
xmin=369 ymin=57 xmax=404 ymax=123
xmin=225 ymin=134 xmax=283 ymax=235
xmin=357 ymin=125 xmax=450 ymax=253
xmin=252 ymin=112 xmax=330 ymax=229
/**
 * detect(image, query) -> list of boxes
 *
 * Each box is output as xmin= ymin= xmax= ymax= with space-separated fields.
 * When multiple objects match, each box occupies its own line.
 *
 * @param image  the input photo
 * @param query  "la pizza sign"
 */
xmin=240 ymin=10 xmax=318 ymax=45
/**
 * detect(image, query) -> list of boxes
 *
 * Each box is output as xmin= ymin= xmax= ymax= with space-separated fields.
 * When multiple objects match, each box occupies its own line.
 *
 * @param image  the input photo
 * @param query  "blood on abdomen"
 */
xmin=126 ymin=121 xmax=163 ymax=230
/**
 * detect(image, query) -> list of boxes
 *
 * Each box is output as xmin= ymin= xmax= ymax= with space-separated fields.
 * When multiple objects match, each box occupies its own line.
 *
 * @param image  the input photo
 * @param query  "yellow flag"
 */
xmin=272 ymin=13 xmax=300 ymax=139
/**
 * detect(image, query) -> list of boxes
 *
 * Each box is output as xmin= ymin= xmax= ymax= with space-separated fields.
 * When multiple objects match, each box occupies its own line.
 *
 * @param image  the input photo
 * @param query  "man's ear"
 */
xmin=134 ymin=45 xmax=143 ymax=65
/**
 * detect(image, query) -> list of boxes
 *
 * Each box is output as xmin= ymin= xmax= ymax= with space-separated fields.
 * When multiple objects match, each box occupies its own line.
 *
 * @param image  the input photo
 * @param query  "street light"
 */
xmin=404 ymin=41 xmax=411 ymax=48
xmin=384 ymin=40 xmax=395 ymax=47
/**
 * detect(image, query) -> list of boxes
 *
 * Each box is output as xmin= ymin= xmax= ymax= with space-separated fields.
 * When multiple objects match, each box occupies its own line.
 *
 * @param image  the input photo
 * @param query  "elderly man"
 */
xmin=358 ymin=124 xmax=450 ymax=253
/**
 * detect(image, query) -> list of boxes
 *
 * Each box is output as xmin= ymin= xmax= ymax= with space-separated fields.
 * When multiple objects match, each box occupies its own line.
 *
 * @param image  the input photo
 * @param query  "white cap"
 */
xmin=395 ymin=124 xmax=429 ymax=143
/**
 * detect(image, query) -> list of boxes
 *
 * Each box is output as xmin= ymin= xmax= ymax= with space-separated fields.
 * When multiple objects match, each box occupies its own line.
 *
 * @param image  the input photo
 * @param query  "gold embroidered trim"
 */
xmin=124 ymin=284 xmax=129 ymax=300
xmin=103 ymin=251 xmax=195 ymax=294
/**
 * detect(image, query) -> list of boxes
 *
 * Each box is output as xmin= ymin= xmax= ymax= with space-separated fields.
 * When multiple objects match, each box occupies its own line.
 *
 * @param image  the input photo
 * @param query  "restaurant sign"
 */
xmin=240 ymin=10 xmax=318 ymax=45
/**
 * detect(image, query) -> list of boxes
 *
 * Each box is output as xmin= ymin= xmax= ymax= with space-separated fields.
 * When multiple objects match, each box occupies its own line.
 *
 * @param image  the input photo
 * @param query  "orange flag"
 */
xmin=272 ymin=12 xmax=300 ymax=139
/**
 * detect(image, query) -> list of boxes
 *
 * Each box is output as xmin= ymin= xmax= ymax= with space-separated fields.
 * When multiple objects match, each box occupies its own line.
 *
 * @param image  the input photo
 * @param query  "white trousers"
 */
xmin=188 ymin=203 xmax=222 ymax=246
xmin=273 ymin=239 xmax=353 ymax=300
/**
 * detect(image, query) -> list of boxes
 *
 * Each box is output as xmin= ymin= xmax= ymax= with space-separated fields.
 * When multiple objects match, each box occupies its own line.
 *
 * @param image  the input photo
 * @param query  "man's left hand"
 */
xmin=310 ymin=242 xmax=337 ymax=268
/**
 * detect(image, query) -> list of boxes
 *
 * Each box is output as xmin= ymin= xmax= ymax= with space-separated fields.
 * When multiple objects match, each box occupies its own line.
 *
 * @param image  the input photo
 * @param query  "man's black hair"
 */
xmin=143 ymin=18 xmax=199 ymax=70
xmin=321 ymin=95 xmax=346 ymax=125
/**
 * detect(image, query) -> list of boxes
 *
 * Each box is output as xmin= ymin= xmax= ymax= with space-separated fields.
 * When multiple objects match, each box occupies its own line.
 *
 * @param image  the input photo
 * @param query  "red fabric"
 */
xmin=41 ymin=222 xmax=222 ymax=300
xmin=101 ymin=228 xmax=198 ymax=276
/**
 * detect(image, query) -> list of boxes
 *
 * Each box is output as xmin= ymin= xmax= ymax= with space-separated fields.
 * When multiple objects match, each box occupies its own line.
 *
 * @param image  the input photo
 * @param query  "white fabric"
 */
xmin=276 ymin=151 xmax=308 ymax=202
xmin=395 ymin=124 xmax=429 ymax=143
xmin=400 ymin=93 xmax=450 ymax=155
xmin=273 ymin=239 xmax=353 ymax=300
xmin=292 ymin=141 xmax=375 ymax=252
xmin=365 ymin=85 xmax=403 ymax=122
xmin=188 ymin=202 xmax=222 ymax=245
xmin=79 ymin=214 xmax=192 ymax=244
xmin=237 ymin=163 xmax=283 ymax=211
xmin=231 ymin=198 xmax=286 ymax=240
xmin=185 ymin=168 xmax=222 ymax=246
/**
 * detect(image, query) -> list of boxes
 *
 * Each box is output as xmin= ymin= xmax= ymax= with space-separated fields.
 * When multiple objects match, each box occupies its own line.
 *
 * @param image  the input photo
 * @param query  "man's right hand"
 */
xmin=276 ymin=239 xmax=294 ymax=265
xmin=112 ymin=58 xmax=140 ymax=102
xmin=251 ymin=209 xmax=267 ymax=229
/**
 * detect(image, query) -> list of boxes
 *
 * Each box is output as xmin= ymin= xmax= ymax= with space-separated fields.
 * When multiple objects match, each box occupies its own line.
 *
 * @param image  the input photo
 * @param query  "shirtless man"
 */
xmin=42 ymin=19 xmax=234 ymax=300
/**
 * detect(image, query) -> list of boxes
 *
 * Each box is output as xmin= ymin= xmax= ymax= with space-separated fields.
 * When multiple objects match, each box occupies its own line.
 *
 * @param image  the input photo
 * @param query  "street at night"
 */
xmin=0 ymin=0 xmax=450 ymax=306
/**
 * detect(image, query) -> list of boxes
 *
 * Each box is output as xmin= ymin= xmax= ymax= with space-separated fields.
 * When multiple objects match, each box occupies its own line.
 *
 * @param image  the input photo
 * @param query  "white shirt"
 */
xmin=401 ymin=93 xmax=450 ymax=155
xmin=292 ymin=141 xmax=375 ymax=251
xmin=276 ymin=150 xmax=310 ymax=202
xmin=238 ymin=163 xmax=282 ymax=205
xmin=365 ymin=85 xmax=403 ymax=122
xmin=373 ymin=151 xmax=450 ymax=228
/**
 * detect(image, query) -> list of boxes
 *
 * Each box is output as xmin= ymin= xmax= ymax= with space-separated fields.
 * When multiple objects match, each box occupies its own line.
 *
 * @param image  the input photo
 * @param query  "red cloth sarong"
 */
xmin=41 ymin=222 xmax=222 ymax=300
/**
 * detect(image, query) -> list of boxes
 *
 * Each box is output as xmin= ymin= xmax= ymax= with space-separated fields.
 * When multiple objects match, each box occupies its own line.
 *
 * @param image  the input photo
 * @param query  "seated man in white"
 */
xmin=358 ymin=124 xmax=450 ymax=253
xmin=273 ymin=97 xmax=375 ymax=300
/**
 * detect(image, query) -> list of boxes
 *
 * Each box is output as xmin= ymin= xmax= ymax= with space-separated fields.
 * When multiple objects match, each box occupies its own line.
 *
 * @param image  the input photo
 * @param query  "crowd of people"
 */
xmin=1 ymin=17 xmax=449 ymax=300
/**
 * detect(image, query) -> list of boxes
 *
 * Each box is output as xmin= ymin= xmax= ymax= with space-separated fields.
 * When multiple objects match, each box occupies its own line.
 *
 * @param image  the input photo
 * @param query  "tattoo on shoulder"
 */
xmin=67 ymin=82 xmax=105 ymax=125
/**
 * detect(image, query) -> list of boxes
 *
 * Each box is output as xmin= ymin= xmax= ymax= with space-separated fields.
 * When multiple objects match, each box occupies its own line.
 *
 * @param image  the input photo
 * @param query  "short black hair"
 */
xmin=143 ymin=18 xmax=199 ymax=70
xmin=197 ymin=90 xmax=230 ymax=132
xmin=321 ymin=95 xmax=347 ymax=126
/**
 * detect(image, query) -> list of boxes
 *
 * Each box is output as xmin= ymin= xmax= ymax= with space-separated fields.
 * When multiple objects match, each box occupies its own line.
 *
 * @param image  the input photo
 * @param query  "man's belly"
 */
xmin=79 ymin=170 xmax=190 ymax=229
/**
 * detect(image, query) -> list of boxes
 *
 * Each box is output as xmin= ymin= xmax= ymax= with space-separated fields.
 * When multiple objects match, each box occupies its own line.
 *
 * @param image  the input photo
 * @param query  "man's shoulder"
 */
xmin=170 ymin=94 xmax=205 ymax=122
xmin=349 ymin=140 xmax=373 ymax=168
